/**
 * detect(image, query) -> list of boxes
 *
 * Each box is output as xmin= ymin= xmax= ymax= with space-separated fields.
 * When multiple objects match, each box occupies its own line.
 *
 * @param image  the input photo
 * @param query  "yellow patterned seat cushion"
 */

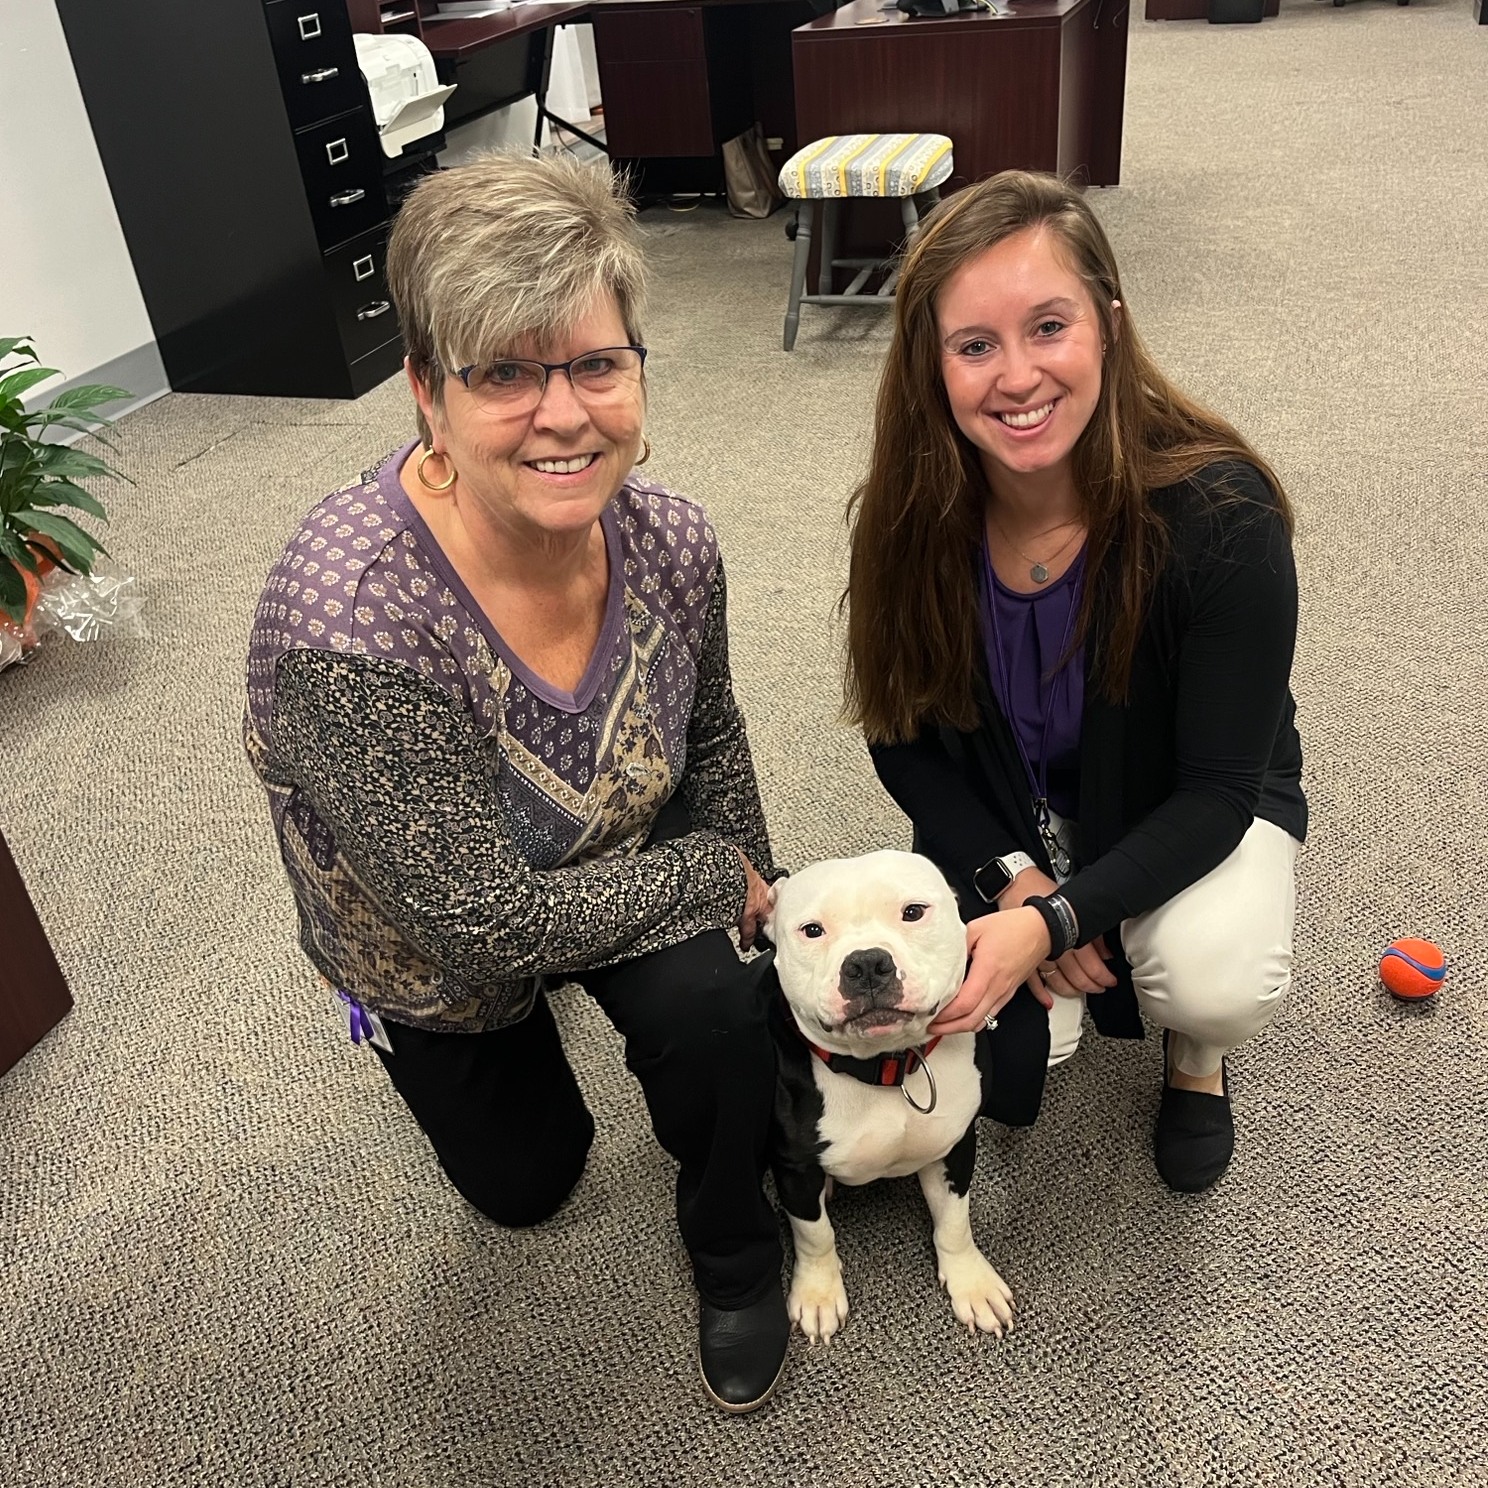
xmin=778 ymin=133 xmax=955 ymax=200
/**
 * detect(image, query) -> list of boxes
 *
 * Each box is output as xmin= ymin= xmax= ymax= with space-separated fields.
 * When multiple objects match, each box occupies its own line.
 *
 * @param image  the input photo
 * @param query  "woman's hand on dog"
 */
xmin=736 ymin=849 xmax=772 ymax=950
xmin=930 ymin=908 xmax=1053 ymax=1034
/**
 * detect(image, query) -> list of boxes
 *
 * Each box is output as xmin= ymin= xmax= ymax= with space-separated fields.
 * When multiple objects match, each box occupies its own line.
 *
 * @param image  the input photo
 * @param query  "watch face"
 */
xmin=974 ymin=859 xmax=1011 ymax=904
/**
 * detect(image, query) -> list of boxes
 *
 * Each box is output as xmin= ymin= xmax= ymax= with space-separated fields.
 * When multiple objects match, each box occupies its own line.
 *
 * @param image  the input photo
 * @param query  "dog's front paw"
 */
xmin=938 ymin=1249 xmax=1015 ymax=1337
xmin=788 ymin=1256 xmax=850 ymax=1344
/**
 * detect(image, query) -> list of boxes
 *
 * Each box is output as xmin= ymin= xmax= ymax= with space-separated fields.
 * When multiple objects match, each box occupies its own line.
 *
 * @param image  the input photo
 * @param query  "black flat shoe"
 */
xmin=1154 ymin=1032 xmax=1234 ymax=1193
xmin=698 ymin=1284 xmax=789 ymax=1414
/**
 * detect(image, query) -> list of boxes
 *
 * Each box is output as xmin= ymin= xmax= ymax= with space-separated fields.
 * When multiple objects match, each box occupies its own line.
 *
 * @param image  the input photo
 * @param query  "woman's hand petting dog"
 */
xmin=930 ymin=907 xmax=1053 ymax=1034
xmin=736 ymin=850 xmax=772 ymax=950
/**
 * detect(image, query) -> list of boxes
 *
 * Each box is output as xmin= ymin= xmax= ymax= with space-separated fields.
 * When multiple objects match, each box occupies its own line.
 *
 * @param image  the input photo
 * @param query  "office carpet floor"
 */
xmin=3 ymin=3 xmax=1486 ymax=1484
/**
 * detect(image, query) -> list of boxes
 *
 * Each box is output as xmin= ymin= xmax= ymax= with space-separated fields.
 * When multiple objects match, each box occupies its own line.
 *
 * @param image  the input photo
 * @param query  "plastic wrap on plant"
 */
xmin=0 ymin=624 xmax=26 ymax=672
xmin=33 ymin=566 xmax=149 ymax=645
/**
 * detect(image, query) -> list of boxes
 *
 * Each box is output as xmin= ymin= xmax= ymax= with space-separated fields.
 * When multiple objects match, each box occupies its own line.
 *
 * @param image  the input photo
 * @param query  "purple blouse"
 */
xmin=980 ymin=545 xmax=1086 ymax=820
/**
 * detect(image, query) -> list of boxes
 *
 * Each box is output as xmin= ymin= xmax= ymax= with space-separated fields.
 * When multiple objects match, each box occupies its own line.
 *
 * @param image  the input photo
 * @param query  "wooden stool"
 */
xmin=778 ymin=132 xmax=954 ymax=351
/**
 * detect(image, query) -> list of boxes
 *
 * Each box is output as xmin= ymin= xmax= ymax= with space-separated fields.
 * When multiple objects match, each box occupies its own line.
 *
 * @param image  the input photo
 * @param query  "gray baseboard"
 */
xmin=21 ymin=341 xmax=170 ymax=440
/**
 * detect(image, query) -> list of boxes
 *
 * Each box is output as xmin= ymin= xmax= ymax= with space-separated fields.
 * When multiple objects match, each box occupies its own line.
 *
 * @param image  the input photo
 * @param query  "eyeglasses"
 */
xmin=453 ymin=345 xmax=648 ymax=413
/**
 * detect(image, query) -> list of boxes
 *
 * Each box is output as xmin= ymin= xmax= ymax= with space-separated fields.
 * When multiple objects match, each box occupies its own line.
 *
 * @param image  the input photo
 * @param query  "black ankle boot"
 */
xmin=1154 ymin=1031 xmax=1234 ymax=1193
xmin=697 ymin=1284 xmax=789 ymax=1413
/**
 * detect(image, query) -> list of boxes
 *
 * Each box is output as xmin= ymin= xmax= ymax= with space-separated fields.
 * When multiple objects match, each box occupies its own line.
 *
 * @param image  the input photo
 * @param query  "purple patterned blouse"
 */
xmin=244 ymin=442 xmax=773 ymax=1032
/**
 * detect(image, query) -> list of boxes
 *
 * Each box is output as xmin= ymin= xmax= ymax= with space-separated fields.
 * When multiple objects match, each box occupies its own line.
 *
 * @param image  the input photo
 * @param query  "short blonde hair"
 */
xmin=386 ymin=151 xmax=648 ymax=443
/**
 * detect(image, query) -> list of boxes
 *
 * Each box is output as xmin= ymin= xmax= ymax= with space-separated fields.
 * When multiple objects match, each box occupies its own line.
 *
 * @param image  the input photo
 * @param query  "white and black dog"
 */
xmin=765 ymin=850 xmax=1015 ymax=1343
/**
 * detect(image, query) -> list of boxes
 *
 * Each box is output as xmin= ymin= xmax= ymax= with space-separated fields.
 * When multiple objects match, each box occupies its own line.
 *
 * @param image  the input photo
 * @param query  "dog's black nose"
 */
xmin=839 ymin=947 xmax=899 ymax=999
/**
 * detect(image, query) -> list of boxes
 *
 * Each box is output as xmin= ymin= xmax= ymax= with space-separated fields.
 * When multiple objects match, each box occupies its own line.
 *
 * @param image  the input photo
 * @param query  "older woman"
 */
xmin=846 ymin=171 xmax=1306 ymax=1194
xmin=244 ymin=153 xmax=787 ymax=1413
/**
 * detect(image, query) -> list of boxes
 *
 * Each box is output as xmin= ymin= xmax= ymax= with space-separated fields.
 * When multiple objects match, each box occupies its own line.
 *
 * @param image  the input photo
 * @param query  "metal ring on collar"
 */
xmin=902 ymin=1046 xmax=938 ymax=1115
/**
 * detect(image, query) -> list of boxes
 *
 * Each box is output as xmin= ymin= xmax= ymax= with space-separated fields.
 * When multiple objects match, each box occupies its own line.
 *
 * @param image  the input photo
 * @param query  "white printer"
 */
xmin=352 ymin=32 xmax=457 ymax=160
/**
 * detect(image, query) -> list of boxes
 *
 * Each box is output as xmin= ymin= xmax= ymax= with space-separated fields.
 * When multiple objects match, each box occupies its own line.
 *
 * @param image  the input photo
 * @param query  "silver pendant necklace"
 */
xmin=988 ymin=513 xmax=1084 ymax=586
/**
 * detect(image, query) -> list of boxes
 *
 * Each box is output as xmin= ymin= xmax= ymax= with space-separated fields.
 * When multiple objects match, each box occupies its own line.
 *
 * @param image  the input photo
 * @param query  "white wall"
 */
xmin=0 ymin=1 xmax=155 ymax=394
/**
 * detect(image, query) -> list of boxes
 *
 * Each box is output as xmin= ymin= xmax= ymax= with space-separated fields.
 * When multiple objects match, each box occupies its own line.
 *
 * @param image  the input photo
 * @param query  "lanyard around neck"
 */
xmin=979 ymin=534 xmax=1079 ymax=862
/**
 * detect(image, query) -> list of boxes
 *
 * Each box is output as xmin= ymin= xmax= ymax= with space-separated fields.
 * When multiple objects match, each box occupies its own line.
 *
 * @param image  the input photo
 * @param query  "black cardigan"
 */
xmin=870 ymin=461 xmax=1306 ymax=1102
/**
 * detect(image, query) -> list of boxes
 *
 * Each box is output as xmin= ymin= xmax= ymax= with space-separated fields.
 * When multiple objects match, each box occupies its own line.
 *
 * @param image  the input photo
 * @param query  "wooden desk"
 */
xmin=420 ymin=1 xmax=589 ymax=60
xmin=793 ymin=0 xmax=1131 ymax=190
xmin=413 ymin=1 xmax=831 ymax=196
xmin=589 ymin=0 xmax=827 ymax=194
xmin=0 ymin=829 xmax=73 ymax=1080
xmin=1144 ymin=0 xmax=1275 ymax=18
xmin=420 ymin=3 xmax=601 ymax=150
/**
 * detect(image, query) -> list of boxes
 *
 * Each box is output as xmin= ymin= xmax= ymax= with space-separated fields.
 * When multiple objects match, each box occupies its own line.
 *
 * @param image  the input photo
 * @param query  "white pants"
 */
xmin=1046 ymin=815 xmax=1301 ymax=1078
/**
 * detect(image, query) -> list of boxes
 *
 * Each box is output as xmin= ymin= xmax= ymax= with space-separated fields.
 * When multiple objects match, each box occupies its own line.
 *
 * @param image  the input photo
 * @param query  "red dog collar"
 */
xmin=801 ymin=1034 xmax=943 ymax=1090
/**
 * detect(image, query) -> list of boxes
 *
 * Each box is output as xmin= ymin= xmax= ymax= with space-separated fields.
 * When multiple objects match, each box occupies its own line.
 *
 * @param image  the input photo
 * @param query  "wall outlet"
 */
xmin=766 ymin=136 xmax=784 ymax=151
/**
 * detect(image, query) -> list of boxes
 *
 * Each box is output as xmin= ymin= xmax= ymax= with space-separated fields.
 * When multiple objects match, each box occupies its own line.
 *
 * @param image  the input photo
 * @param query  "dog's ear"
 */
xmin=763 ymin=880 xmax=780 ymax=939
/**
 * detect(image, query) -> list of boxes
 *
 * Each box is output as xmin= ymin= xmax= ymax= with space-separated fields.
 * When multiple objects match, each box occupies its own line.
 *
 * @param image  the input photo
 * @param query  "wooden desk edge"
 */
xmin=421 ymin=2 xmax=593 ymax=60
xmin=796 ymin=0 xmax=1088 ymax=32
xmin=422 ymin=0 xmax=813 ymax=61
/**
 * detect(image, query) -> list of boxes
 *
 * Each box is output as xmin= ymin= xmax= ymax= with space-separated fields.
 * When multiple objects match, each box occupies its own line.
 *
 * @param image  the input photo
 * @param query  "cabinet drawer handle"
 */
xmin=301 ymin=67 xmax=339 ymax=84
xmin=352 ymin=255 xmax=375 ymax=281
xmin=326 ymin=138 xmax=350 ymax=165
xmin=356 ymin=300 xmax=392 ymax=321
xmin=329 ymin=188 xmax=367 ymax=208
xmin=297 ymin=13 xmax=323 ymax=40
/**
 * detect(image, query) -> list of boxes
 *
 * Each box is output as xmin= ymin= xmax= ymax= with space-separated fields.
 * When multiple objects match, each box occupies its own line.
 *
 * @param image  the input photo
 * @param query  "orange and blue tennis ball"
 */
xmin=1379 ymin=938 xmax=1446 ymax=1001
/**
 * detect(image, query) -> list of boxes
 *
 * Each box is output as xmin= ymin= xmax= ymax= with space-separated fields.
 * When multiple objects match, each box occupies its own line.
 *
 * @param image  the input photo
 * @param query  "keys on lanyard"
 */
xmin=1035 ymin=798 xmax=1074 ymax=879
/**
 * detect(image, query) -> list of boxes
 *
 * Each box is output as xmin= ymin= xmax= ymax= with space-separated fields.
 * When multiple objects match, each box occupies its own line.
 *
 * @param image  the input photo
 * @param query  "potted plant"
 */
xmin=0 ymin=336 xmax=129 ymax=645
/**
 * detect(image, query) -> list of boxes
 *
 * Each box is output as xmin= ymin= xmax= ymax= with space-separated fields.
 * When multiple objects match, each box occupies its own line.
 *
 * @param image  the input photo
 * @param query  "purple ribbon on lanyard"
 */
xmin=335 ymin=988 xmax=377 ymax=1046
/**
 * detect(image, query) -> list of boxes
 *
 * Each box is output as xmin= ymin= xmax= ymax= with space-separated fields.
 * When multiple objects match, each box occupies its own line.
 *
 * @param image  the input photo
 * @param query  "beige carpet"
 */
xmin=4 ymin=4 xmax=1486 ymax=1484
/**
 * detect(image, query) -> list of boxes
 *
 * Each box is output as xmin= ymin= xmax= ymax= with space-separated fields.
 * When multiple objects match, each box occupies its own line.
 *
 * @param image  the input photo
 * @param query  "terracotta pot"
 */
xmin=2 ymin=538 xmax=60 ymax=651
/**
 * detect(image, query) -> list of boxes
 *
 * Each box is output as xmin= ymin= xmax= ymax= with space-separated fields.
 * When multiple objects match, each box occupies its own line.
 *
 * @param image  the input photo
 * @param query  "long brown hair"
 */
xmin=844 ymin=171 xmax=1291 ymax=745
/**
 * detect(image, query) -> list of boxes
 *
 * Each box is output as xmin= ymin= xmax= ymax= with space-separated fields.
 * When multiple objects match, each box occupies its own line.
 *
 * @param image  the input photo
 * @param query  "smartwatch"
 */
xmin=972 ymin=850 xmax=1037 ymax=905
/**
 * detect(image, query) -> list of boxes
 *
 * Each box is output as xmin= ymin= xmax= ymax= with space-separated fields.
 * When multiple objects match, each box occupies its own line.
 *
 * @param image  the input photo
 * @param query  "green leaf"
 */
xmin=0 ymin=437 xmax=38 ymax=475
xmin=0 ymin=527 xmax=39 ymax=571
xmin=30 ymin=480 xmax=109 ymax=520
xmin=36 ymin=445 xmax=116 ymax=481
xmin=0 ymin=465 xmax=42 ymax=516
xmin=0 ymin=338 xmax=37 ymax=366
xmin=0 ymin=556 xmax=28 ymax=621
xmin=21 ymin=409 xmax=121 ymax=446
xmin=49 ymin=383 xmax=131 ymax=412
xmin=0 ymin=366 xmax=61 ymax=403
xmin=17 ymin=510 xmax=107 ymax=571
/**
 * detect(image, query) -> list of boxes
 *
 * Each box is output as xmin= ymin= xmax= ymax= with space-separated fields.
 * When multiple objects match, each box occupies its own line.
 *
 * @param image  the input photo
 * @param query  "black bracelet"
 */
xmin=1049 ymin=892 xmax=1080 ymax=952
xmin=1024 ymin=893 xmax=1079 ymax=959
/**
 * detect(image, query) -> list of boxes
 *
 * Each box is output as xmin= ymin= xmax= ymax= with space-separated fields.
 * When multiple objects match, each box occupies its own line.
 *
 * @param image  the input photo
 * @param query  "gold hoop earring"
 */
xmin=636 ymin=437 xmax=652 ymax=467
xmin=416 ymin=445 xmax=457 ymax=492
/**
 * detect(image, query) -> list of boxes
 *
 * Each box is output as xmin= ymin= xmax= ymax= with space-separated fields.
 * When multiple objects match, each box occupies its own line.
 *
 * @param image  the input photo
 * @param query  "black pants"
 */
xmin=979 ymin=980 xmax=1053 ymax=1128
xmin=372 ymin=930 xmax=783 ymax=1309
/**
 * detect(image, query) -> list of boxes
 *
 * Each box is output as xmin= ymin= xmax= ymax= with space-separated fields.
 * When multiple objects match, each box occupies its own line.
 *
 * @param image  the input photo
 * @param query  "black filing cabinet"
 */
xmin=55 ymin=1 xmax=402 ymax=399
